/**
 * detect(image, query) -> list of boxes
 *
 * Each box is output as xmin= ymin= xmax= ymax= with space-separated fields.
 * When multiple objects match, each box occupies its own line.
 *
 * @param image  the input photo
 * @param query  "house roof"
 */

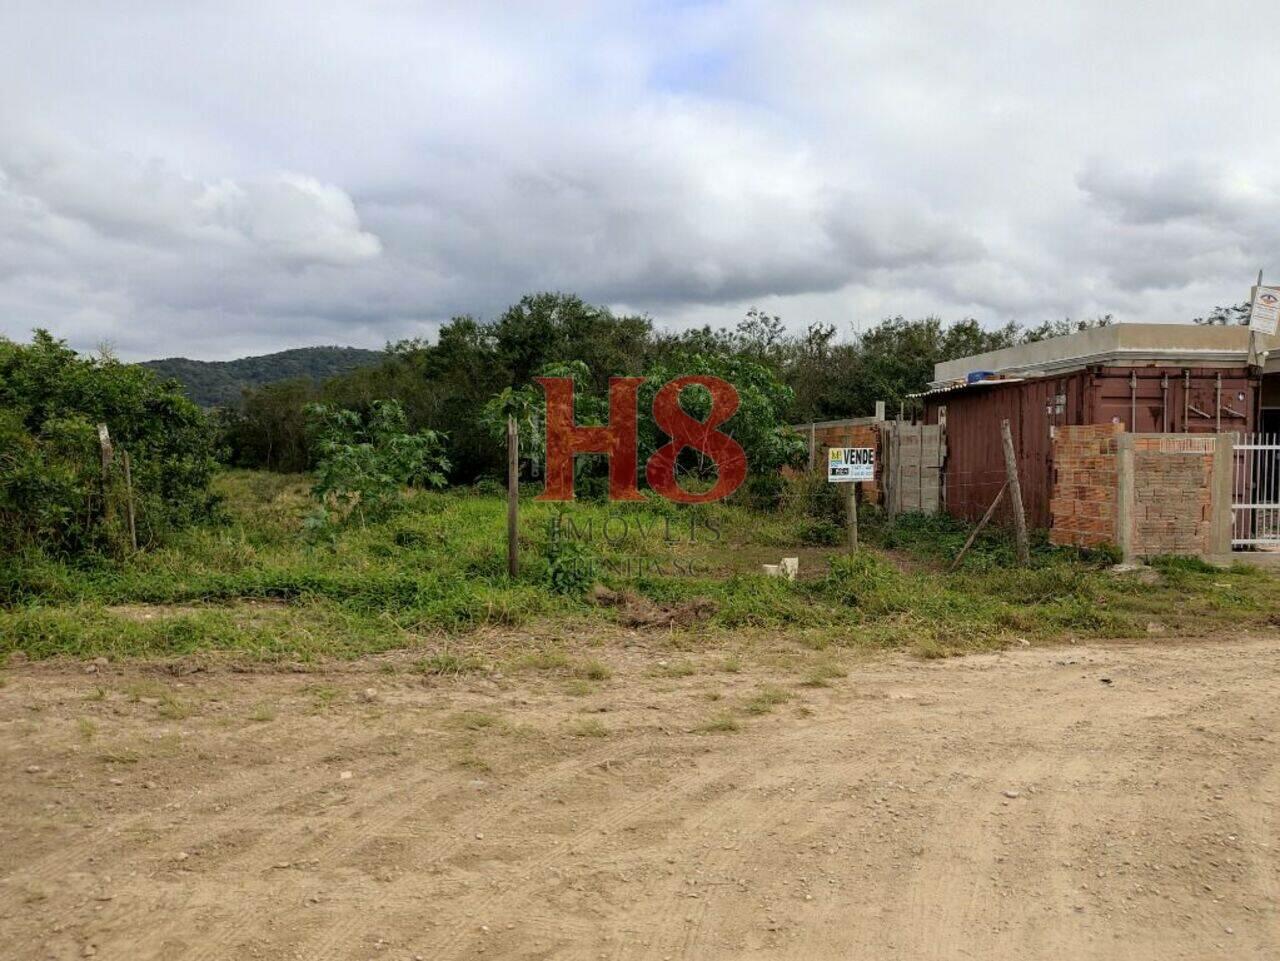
xmin=931 ymin=322 xmax=1277 ymax=388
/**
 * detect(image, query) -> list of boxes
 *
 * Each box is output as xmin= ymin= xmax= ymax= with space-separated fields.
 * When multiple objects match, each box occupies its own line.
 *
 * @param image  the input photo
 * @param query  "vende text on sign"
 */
xmin=827 ymin=447 xmax=875 ymax=483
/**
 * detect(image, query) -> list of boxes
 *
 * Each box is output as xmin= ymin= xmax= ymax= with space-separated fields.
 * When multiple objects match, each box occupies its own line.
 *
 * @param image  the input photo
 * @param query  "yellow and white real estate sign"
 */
xmin=827 ymin=447 xmax=875 ymax=483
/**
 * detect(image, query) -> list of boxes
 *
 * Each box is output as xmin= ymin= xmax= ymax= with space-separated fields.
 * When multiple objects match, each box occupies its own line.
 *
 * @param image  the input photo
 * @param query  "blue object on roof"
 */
xmin=965 ymin=370 xmax=995 ymax=384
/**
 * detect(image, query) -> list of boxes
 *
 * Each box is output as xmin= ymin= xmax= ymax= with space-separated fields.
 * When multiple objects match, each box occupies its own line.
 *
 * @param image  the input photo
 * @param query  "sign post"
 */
xmin=507 ymin=415 xmax=519 ymax=578
xmin=828 ymin=447 xmax=875 ymax=552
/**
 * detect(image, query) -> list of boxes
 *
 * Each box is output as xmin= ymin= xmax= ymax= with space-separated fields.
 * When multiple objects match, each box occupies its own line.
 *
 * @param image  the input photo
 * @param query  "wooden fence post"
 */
xmin=97 ymin=424 xmax=115 ymax=528
xmin=507 ymin=415 xmax=519 ymax=579
xmin=1000 ymin=419 xmax=1031 ymax=565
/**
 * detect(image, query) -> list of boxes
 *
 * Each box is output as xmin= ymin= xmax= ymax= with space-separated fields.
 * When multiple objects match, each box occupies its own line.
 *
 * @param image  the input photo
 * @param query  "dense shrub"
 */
xmin=0 ymin=331 xmax=219 ymax=555
xmin=306 ymin=399 xmax=450 ymax=524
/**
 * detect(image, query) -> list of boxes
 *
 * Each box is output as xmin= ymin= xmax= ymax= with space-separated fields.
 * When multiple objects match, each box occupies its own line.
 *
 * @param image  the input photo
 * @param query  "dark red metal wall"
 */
xmin=925 ymin=366 xmax=1257 ymax=529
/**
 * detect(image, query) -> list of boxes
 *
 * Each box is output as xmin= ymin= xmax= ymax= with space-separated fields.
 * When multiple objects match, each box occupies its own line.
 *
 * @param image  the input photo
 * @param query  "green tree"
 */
xmin=0 ymin=330 xmax=218 ymax=555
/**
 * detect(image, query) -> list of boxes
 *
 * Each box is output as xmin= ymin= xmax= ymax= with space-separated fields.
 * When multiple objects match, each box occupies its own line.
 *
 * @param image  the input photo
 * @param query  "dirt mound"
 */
xmin=588 ymin=583 xmax=717 ymax=628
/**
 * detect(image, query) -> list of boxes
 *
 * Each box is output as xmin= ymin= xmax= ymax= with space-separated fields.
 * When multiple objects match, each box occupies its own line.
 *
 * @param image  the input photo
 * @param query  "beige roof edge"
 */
xmin=932 ymin=323 xmax=1278 ymax=385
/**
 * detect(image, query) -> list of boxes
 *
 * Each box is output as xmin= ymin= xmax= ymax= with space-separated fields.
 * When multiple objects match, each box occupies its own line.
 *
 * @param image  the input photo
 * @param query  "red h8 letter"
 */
xmin=536 ymin=376 xmax=645 ymax=501
xmin=645 ymin=377 xmax=747 ymax=503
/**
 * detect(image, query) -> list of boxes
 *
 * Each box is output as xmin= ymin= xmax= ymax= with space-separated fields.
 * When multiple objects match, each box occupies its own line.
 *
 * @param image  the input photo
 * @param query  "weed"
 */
xmin=99 ymin=748 xmax=140 ymax=765
xmin=453 ymin=751 xmax=492 ymax=772
xmin=694 ymin=713 xmax=740 ymax=733
xmin=449 ymin=710 xmax=504 ymax=732
xmin=76 ymin=717 xmax=97 ymax=740
xmin=415 ymin=652 xmax=486 ymax=676
xmin=654 ymin=659 xmax=696 ymax=678
xmin=799 ymin=661 xmax=846 ymax=687
xmin=572 ymin=658 xmax=611 ymax=681
xmin=307 ymin=685 xmax=341 ymax=712
xmin=513 ymin=650 xmax=570 ymax=672
xmin=248 ymin=702 xmax=276 ymax=722
xmin=743 ymin=685 xmax=792 ymax=715
xmin=566 ymin=718 xmax=609 ymax=738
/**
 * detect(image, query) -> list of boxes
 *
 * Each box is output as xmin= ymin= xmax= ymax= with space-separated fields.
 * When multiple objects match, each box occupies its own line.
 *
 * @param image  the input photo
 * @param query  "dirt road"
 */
xmin=2 ymin=632 xmax=1277 ymax=960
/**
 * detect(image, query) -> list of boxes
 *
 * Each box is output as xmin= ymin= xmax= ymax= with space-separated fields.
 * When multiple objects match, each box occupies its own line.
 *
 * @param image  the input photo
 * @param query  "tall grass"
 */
xmin=1 ymin=470 xmax=1275 ymax=661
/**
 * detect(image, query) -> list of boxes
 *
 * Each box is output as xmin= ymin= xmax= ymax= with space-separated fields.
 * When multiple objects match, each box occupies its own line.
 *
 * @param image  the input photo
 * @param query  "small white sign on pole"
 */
xmin=1249 ymin=285 xmax=1280 ymax=336
xmin=827 ymin=447 xmax=875 ymax=483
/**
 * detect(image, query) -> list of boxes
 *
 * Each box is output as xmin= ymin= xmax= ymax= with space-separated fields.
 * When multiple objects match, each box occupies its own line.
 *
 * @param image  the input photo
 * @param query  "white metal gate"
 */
xmin=1231 ymin=433 xmax=1280 ymax=549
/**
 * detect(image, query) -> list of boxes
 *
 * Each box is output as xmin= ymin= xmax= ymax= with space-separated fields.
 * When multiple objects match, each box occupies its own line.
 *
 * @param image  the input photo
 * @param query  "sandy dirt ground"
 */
xmin=1 ymin=632 xmax=1278 ymax=961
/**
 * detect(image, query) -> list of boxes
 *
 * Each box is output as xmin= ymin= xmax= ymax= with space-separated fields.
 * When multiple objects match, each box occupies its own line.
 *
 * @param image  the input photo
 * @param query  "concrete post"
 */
xmin=1209 ymin=434 xmax=1234 ymax=557
xmin=1116 ymin=434 xmax=1135 ymax=563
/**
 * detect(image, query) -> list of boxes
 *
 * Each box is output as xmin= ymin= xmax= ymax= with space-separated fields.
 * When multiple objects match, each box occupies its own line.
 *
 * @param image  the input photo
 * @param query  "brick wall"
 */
xmin=1130 ymin=436 xmax=1217 ymax=556
xmin=1049 ymin=424 xmax=1122 ymax=548
xmin=1050 ymin=427 xmax=1224 ymax=556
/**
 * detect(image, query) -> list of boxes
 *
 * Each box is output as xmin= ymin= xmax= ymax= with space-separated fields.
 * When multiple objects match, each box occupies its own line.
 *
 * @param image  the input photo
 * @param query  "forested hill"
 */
xmin=140 ymin=346 xmax=385 ymax=407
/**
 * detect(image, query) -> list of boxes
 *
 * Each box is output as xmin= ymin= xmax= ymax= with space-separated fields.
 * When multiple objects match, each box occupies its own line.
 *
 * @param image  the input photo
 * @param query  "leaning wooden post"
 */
xmin=949 ymin=481 xmax=1007 ymax=572
xmin=121 ymin=450 xmax=138 ymax=552
xmin=506 ymin=415 xmax=519 ymax=578
xmin=1000 ymin=419 xmax=1031 ymax=565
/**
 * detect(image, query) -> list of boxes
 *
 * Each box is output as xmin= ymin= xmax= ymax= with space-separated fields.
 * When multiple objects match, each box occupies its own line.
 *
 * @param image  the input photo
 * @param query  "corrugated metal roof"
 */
xmin=906 ymin=377 xmax=1025 ymax=399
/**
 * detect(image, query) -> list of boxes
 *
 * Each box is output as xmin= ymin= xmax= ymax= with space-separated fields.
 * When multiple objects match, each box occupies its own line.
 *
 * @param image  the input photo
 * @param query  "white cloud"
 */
xmin=0 ymin=1 xmax=1279 ymax=358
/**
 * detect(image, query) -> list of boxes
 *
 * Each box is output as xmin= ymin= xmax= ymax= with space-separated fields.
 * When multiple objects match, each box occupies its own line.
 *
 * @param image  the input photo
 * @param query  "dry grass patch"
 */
xmin=743 ymin=685 xmax=792 ymax=716
xmin=566 ymin=718 xmax=609 ymax=738
xmin=694 ymin=713 xmax=740 ymax=734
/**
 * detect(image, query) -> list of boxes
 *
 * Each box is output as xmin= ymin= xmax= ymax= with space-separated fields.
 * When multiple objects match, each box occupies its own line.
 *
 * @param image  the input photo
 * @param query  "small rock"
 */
xmin=360 ymin=688 xmax=378 ymax=702
xmin=339 ymin=771 xmax=353 ymax=780
xmin=1003 ymin=790 xmax=1020 ymax=799
xmin=174 ymin=851 xmax=189 ymax=862
xmin=1099 ymin=678 xmax=1113 ymax=685
xmin=82 ymin=945 xmax=97 ymax=958
xmin=475 ymin=832 xmax=484 ymax=840
xmin=109 ymin=778 xmax=123 ymax=786
xmin=25 ymin=764 xmax=41 ymax=774
xmin=93 ymin=657 xmax=109 ymax=666
xmin=144 ymin=781 xmax=158 ymax=790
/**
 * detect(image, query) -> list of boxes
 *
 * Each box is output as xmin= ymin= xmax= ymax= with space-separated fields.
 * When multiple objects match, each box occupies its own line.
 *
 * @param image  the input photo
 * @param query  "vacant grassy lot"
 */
xmin=2 ymin=470 xmax=1278 ymax=665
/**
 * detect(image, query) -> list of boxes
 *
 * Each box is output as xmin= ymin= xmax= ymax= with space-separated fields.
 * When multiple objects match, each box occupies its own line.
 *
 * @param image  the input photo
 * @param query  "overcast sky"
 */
xmin=2 ymin=1 xmax=1278 ymax=360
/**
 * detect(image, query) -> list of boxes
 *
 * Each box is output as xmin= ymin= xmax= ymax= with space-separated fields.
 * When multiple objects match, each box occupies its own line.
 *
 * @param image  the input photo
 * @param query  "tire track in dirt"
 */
xmin=300 ymin=718 xmax=837 ymax=961
xmin=0 ymin=725 xmax=406 ymax=908
xmin=425 ymin=720 xmax=847 ymax=961
xmin=299 ymin=739 xmax=729 ymax=960
xmin=167 ymin=737 xmax=656 ymax=961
